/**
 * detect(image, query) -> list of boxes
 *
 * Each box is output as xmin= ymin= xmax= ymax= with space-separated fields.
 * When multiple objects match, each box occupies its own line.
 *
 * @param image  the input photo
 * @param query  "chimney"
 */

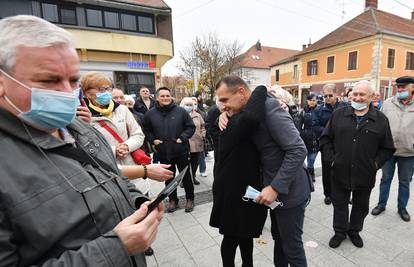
xmin=256 ymin=40 xmax=262 ymax=51
xmin=302 ymin=44 xmax=307 ymax=50
xmin=365 ymin=0 xmax=378 ymax=10
xmin=307 ymin=38 xmax=312 ymax=48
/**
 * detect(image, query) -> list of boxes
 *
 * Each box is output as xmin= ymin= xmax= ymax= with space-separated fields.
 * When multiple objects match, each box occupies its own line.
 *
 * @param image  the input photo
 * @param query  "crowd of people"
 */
xmin=0 ymin=15 xmax=413 ymax=267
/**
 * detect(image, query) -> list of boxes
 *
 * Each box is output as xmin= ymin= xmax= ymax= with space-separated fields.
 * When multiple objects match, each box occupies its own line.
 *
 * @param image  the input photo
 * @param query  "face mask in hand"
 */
xmin=0 ymin=69 xmax=80 ymax=130
xmin=242 ymin=186 xmax=283 ymax=210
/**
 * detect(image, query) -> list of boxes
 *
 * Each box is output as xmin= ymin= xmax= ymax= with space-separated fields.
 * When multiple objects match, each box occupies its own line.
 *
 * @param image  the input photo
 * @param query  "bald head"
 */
xmin=112 ymin=88 xmax=125 ymax=105
xmin=352 ymin=80 xmax=374 ymax=108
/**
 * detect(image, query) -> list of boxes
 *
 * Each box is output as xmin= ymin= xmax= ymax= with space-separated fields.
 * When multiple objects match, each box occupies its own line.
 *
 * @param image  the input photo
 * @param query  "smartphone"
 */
xmin=146 ymin=166 xmax=188 ymax=214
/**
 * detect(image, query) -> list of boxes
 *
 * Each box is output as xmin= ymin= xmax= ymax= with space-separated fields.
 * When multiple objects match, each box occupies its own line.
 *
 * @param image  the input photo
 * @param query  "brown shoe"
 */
xmin=167 ymin=200 xmax=178 ymax=213
xmin=185 ymin=199 xmax=194 ymax=213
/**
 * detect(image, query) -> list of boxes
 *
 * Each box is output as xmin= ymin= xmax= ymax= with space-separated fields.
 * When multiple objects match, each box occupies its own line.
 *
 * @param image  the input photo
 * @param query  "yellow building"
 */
xmin=270 ymin=0 xmax=414 ymax=105
xmin=27 ymin=0 xmax=173 ymax=96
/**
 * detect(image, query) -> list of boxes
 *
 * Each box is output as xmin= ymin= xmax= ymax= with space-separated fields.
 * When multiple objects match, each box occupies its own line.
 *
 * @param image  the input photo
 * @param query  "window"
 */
xmin=387 ymin=48 xmax=395 ymax=69
xmin=293 ymin=64 xmax=298 ymax=79
xmin=121 ymin=14 xmax=137 ymax=31
xmin=275 ymin=69 xmax=280 ymax=82
xmin=138 ymin=16 xmax=154 ymax=33
xmin=104 ymin=11 xmax=119 ymax=29
xmin=60 ymin=6 xmax=76 ymax=25
xmin=348 ymin=51 xmax=358 ymax=70
xmin=86 ymin=9 xmax=103 ymax=27
xmin=307 ymin=60 xmax=318 ymax=76
xmin=42 ymin=3 xmax=58 ymax=22
xmin=327 ymin=56 xmax=335 ymax=73
xmin=405 ymin=52 xmax=414 ymax=70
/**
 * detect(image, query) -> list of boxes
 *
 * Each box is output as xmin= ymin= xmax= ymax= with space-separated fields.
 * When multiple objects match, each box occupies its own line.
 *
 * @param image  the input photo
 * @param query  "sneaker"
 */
xmin=200 ymin=172 xmax=207 ymax=177
xmin=324 ymin=197 xmax=332 ymax=205
xmin=371 ymin=205 xmax=385 ymax=216
xmin=329 ymin=234 xmax=346 ymax=248
xmin=398 ymin=208 xmax=410 ymax=222
xmin=193 ymin=178 xmax=200 ymax=185
xmin=185 ymin=199 xmax=194 ymax=213
xmin=348 ymin=233 xmax=363 ymax=248
xmin=166 ymin=200 xmax=178 ymax=213
xmin=144 ymin=247 xmax=154 ymax=256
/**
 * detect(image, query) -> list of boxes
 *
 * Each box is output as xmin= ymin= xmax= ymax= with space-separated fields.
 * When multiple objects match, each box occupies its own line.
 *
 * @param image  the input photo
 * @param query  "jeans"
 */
xmin=378 ymin=156 xmax=414 ymax=210
xmin=199 ymin=151 xmax=206 ymax=173
xmin=306 ymin=152 xmax=318 ymax=170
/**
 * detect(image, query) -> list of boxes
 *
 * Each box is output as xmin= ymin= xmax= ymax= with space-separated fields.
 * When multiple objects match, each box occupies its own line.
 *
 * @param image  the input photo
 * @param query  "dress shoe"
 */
xmin=371 ymin=205 xmax=385 ymax=216
xmin=398 ymin=208 xmax=410 ymax=222
xmin=144 ymin=247 xmax=154 ymax=256
xmin=324 ymin=197 xmax=332 ymax=205
xmin=185 ymin=199 xmax=194 ymax=213
xmin=329 ymin=234 xmax=346 ymax=248
xmin=193 ymin=178 xmax=200 ymax=185
xmin=348 ymin=233 xmax=363 ymax=248
xmin=166 ymin=200 xmax=178 ymax=213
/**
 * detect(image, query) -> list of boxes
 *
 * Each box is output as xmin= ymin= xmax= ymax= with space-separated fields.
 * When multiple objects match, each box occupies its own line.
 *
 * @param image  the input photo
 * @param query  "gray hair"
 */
xmin=0 ymin=15 xmax=75 ymax=72
xmin=353 ymin=80 xmax=374 ymax=94
xmin=323 ymin=83 xmax=336 ymax=92
xmin=269 ymin=85 xmax=295 ymax=106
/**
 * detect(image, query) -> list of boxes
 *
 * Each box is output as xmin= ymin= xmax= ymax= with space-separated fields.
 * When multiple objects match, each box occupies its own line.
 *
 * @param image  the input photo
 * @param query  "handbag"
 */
xmin=97 ymin=120 xmax=151 ymax=165
xmin=203 ymin=135 xmax=214 ymax=152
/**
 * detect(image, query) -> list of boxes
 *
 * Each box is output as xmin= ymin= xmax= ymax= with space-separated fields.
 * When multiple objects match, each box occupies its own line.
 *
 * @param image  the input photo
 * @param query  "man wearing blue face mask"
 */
xmin=371 ymin=76 xmax=414 ymax=222
xmin=0 ymin=15 xmax=164 ymax=266
xmin=319 ymin=80 xmax=395 ymax=249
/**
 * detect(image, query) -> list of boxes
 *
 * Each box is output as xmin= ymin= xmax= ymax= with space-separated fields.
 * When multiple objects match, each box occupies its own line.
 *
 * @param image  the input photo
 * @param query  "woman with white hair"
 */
xmin=180 ymin=97 xmax=206 ymax=185
xmin=269 ymin=85 xmax=302 ymax=130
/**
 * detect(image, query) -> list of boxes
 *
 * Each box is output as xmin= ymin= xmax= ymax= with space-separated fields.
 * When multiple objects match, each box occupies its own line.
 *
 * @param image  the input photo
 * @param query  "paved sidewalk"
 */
xmin=146 ymin=156 xmax=414 ymax=266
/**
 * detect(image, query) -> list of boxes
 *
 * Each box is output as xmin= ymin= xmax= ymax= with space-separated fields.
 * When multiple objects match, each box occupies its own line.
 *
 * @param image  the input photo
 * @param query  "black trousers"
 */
xmin=221 ymin=235 xmax=253 ymax=267
xmin=159 ymin=154 xmax=194 ymax=201
xmin=321 ymin=158 xmax=333 ymax=198
xmin=270 ymin=201 xmax=307 ymax=267
xmin=331 ymin=180 xmax=371 ymax=235
xmin=189 ymin=152 xmax=201 ymax=180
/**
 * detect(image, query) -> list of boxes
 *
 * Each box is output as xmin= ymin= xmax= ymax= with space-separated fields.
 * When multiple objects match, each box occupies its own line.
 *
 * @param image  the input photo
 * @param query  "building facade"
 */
xmin=0 ymin=0 xmax=174 ymax=96
xmin=270 ymin=0 xmax=414 ymax=105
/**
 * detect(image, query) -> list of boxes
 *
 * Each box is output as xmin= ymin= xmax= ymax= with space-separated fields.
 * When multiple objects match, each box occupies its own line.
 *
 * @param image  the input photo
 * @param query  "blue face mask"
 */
xmin=351 ymin=101 xmax=367 ymax=111
xmin=242 ymin=186 xmax=283 ymax=210
xmin=0 ymin=69 xmax=80 ymax=130
xmin=396 ymin=91 xmax=409 ymax=100
xmin=95 ymin=92 xmax=112 ymax=106
xmin=183 ymin=106 xmax=193 ymax=113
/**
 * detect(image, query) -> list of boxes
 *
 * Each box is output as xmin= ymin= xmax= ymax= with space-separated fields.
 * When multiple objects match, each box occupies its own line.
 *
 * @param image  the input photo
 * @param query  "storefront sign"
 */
xmin=127 ymin=61 xmax=156 ymax=69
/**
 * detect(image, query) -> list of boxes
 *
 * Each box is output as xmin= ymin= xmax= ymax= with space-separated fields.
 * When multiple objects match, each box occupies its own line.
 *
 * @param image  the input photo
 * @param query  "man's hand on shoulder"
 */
xmin=218 ymin=112 xmax=228 ymax=131
xmin=256 ymin=185 xmax=278 ymax=205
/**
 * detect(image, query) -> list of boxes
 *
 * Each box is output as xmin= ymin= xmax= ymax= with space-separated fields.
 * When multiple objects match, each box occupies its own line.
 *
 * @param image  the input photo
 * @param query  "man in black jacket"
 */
xmin=144 ymin=87 xmax=196 ymax=212
xmin=134 ymin=86 xmax=156 ymax=114
xmin=320 ymin=80 xmax=395 ymax=249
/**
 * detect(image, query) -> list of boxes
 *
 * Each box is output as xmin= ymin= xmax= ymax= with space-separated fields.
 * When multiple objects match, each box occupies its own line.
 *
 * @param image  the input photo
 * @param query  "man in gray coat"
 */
xmin=218 ymin=78 xmax=312 ymax=267
xmin=0 ymin=15 xmax=162 ymax=266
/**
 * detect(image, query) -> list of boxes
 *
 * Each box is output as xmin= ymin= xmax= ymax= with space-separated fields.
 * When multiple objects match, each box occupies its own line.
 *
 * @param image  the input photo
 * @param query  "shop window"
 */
xmin=387 ymin=48 xmax=395 ymax=69
xmin=86 ymin=9 xmax=103 ymax=27
xmin=104 ymin=11 xmax=119 ymax=29
xmin=348 ymin=51 xmax=358 ymax=70
xmin=42 ymin=3 xmax=58 ymax=22
xmin=327 ymin=56 xmax=335 ymax=73
xmin=121 ymin=14 xmax=137 ymax=31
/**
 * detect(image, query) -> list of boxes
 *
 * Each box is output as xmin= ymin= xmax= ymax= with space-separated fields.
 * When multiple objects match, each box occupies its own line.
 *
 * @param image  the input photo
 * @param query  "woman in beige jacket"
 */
xmin=180 ymin=97 xmax=206 ymax=185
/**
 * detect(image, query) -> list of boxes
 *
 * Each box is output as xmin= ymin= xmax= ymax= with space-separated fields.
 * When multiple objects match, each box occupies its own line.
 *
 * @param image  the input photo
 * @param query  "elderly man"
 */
xmin=314 ymin=83 xmax=345 ymax=205
xmin=320 ymin=81 xmax=395 ymax=249
xmin=0 ymin=15 xmax=163 ymax=266
xmin=217 ymin=76 xmax=312 ymax=267
xmin=371 ymin=76 xmax=414 ymax=222
xmin=112 ymin=88 xmax=126 ymax=105
xmin=134 ymin=86 xmax=156 ymax=115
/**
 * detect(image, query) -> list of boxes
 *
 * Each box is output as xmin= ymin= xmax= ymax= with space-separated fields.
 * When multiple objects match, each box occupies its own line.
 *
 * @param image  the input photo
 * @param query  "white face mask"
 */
xmin=242 ymin=186 xmax=283 ymax=210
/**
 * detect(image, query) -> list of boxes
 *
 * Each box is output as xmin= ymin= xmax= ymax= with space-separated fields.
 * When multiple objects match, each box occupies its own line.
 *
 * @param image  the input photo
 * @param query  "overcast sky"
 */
xmin=161 ymin=0 xmax=414 ymax=76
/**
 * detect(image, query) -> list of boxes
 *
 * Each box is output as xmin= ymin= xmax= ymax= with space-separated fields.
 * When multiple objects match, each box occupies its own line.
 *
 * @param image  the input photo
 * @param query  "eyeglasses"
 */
xmin=324 ymin=94 xmax=334 ymax=98
xmin=92 ymin=87 xmax=113 ymax=93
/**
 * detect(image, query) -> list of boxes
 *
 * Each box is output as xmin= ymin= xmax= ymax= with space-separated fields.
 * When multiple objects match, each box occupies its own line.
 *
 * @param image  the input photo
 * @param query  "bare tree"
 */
xmin=179 ymin=33 xmax=243 ymax=100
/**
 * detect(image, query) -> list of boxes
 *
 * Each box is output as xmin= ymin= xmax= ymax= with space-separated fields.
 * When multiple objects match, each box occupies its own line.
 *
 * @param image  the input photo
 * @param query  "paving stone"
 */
xmin=155 ymin=246 xmax=196 ymax=267
xmin=176 ymin=224 xmax=216 ymax=254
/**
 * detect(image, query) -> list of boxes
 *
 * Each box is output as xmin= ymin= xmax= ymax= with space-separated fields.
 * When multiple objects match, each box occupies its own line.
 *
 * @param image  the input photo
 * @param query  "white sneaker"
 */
xmin=200 ymin=172 xmax=207 ymax=177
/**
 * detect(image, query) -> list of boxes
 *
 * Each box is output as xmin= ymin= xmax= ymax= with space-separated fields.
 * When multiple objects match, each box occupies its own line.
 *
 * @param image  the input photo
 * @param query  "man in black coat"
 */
xmin=134 ymin=86 xmax=156 ymax=114
xmin=144 ymin=87 xmax=196 ymax=212
xmin=320 ymin=80 xmax=395 ymax=249
xmin=313 ymin=83 xmax=346 ymax=205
